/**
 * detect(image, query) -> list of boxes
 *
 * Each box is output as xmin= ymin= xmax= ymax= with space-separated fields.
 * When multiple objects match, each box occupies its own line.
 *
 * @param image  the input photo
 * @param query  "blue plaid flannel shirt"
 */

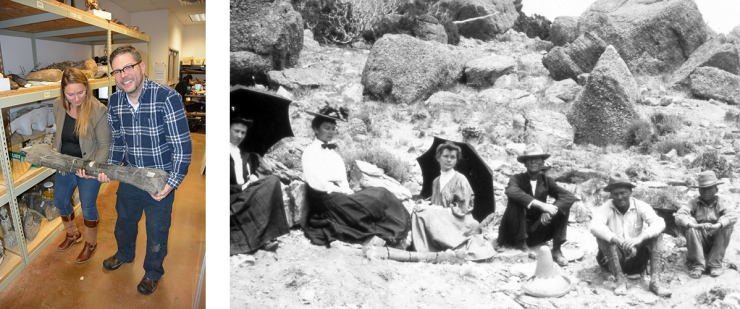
xmin=107 ymin=77 xmax=192 ymax=189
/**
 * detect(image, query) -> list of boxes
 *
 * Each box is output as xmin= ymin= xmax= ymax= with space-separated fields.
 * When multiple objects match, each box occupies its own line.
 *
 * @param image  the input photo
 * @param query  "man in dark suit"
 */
xmin=497 ymin=144 xmax=577 ymax=266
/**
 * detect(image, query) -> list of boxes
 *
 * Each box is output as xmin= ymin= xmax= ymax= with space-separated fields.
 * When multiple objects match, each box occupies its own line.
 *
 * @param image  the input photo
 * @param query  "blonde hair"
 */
xmin=61 ymin=68 xmax=94 ymax=139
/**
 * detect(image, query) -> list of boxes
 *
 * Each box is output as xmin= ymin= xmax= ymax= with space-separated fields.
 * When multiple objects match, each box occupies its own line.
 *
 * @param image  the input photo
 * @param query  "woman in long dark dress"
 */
xmin=301 ymin=107 xmax=410 ymax=247
xmin=230 ymin=117 xmax=290 ymax=255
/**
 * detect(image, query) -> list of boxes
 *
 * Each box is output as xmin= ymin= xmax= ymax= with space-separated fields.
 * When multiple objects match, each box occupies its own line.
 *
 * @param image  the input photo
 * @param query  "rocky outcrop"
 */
xmin=464 ymin=55 xmax=517 ymax=88
xmin=361 ymin=34 xmax=461 ymax=104
xmin=371 ymin=14 xmax=448 ymax=44
xmin=578 ymin=0 xmax=708 ymax=73
xmin=549 ymin=16 xmax=578 ymax=47
xmin=731 ymin=24 xmax=740 ymax=40
xmin=545 ymin=79 xmax=582 ymax=103
xmin=303 ymin=29 xmax=320 ymax=51
xmin=670 ymin=34 xmax=740 ymax=87
xmin=567 ymin=46 xmax=640 ymax=146
xmin=435 ymin=0 xmax=518 ymax=40
xmin=350 ymin=160 xmax=412 ymax=201
xmin=690 ymin=67 xmax=740 ymax=105
xmin=542 ymin=32 xmax=607 ymax=81
xmin=479 ymin=88 xmax=536 ymax=107
xmin=517 ymin=53 xmax=548 ymax=77
xmin=524 ymin=110 xmax=574 ymax=147
xmin=231 ymin=0 xmax=303 ymax=85
xmin=286 ymin=181 xmax=310 ymax=228
xmin=266 ymin=68 xmax=332 ymax=90
xmin=425 ymin=91 xmax=468 ymax=106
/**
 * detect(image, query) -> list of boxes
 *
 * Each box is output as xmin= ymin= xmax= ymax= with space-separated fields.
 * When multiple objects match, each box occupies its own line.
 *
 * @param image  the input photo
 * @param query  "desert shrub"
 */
xmin=626 ymin=118 xmax=656 ymax=150
xmin=650 ymin=112 xmax=684 ymax=136
xmin=512 ymin=13 xmax=551 ymax=40
xmin=651 ymin=136 xmax=694 ymax=156
xmin=692 ymin=149 xmax=734 ymax=179
xmin=341 ymin=142 xmax=412 ymax=183
xmin=631 ymin=186 xmax=686 ymax=210
xmin=299 ymin=0 xmax=404 ymax=44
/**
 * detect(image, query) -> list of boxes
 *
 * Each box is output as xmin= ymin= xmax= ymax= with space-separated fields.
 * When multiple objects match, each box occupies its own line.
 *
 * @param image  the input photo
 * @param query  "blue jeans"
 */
xmin=113 ymin=182 xmax=175 ymax=281
xmin=53 ymin=171 xmax=102 ymax=220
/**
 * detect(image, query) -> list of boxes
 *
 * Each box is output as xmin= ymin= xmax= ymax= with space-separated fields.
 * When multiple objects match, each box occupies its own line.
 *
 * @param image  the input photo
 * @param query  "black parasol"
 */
xmin=417 ymin=137 xmax=495 ymax=222
xmin=230 ymin=88 xmax=294 ymax=156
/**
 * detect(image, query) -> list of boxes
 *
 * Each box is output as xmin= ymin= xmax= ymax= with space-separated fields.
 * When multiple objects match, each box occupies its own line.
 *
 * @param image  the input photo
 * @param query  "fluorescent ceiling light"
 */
xmin=189 ymin=14 xmax=205 ymax=22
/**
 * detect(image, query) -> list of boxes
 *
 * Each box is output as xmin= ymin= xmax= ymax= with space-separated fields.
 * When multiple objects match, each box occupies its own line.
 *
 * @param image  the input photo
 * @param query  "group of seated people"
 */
xmin=230 ymin=107 xmax=736 ymax=298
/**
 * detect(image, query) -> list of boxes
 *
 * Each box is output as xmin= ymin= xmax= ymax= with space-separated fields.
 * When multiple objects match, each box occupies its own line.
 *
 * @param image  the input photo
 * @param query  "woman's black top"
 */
xmin=60 ymin=113 xmax=82 ymax=158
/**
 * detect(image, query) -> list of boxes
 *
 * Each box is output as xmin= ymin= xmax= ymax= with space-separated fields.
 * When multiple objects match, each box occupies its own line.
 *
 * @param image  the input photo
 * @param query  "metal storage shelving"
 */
xmin=0 ymin=0 xmax=150 ymax=292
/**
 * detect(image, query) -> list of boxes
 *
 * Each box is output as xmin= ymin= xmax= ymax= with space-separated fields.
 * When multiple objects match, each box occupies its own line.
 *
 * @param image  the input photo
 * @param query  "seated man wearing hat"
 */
xmin=590 ymin=171 xmax=671 ymax=297
xmin=675 ymin=171 xmax=737 ymax=279
xmin=497 ymin=144 xmax=577 ymax=266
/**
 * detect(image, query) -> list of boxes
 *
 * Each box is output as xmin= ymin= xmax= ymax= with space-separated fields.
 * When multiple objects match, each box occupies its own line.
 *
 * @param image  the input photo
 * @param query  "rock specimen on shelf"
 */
xmin=10 ymin=107 xmax=49 ymax=136
xmin=25 ymin=69 xmax=63 ymax=82
xmin=567 ymin=45 xmax=639 ymax=146
xmin=26 ymin=144 xmax=169 ymax=195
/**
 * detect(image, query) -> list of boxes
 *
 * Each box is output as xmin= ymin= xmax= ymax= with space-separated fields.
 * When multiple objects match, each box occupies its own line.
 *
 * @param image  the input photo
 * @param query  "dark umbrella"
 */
xmin=230 ymin=88 xmax=294 ymax=156
xmin=416 ymin=137 xmax=495 ymax=222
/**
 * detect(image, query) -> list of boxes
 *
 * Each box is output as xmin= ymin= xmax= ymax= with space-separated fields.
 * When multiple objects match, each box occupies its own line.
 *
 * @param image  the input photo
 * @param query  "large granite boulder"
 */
xmin=567 ymin=46 xmax=640 ymax=146
xmin=690 ymin=67 xmax=740 ymax=105
xmin=550 ymin=16 xmax=579 ymax=47
xmin=517 ymin=53 xmax=548 ymax=77
xmin=361 ymin=34 xmax=461 ymax=104
xmin=464 ymin=55 xmax=517 ymax=88
xmin=669 ymin=34 xmax=740 ymax=87
xmin=231 ymin=0 xmax=303 ymax=85
xmin=578 ymin=0 xmax=708 ymax=73
xmin=731 ymin=24 xmax=740 ymax=40
xmin=524 ymin=110 xmax=574 ymax=147
xmin=545 ymin=79 xmax=582 ymax=103
xmin=266 ymin=68 xmax=332 ymax=90
xmin=435 ymin=0 xmax=518 ymax=40
xmin=542 ymin=32 xmax=607 ymax=81
xmin=371 ymin=14 xmax=448 ymax=44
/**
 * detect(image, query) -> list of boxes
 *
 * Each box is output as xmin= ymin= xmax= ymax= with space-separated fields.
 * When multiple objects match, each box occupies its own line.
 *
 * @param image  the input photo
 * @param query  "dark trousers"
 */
xmin=113 ymin=182 xmax=175 ymax=281
xmin=525 ymin=210 xmax=570 ymax=248
xmin=685 ymin=226 xmax=734 ymax=271
xmin=596 ymin=235 xmax=661 ymax=275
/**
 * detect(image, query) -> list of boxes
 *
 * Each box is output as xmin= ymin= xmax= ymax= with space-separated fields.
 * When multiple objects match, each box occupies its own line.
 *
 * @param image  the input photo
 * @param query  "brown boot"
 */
xmin=58 ymin=212 xmax=81 ymax=252
xmin=75 ymin=219 xmax=98 ymax=264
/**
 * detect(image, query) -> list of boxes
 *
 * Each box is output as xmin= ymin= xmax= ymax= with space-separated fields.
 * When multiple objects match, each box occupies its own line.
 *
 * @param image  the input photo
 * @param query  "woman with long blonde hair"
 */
xmin=52 ymin=68 xmax=112 ymax=264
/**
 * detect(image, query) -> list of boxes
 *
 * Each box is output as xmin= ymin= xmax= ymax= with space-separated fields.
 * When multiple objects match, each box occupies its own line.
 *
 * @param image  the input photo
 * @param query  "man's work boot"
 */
xmin=58 ymin=212 xmax=81 ymax=252
xmin=649 ymin=238 xmax=672 ymax=298
xmin=551 ymin=245 xmax=568 ymax=266
xmin=605 ymin=243 xmax=627 ymax=295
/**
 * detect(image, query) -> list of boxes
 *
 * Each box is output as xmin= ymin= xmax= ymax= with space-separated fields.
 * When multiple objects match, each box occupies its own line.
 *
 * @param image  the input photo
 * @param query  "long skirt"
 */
xmin=230 ymin=176 xmax=290 ymax=255
xmin=304 ymin=186 xmax=411 ymax=247
xmin=412 ymin=208 xmax=495 ymax=261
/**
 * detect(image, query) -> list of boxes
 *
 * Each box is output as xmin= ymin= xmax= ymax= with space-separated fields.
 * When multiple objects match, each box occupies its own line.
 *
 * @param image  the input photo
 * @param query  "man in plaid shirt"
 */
xmin=97 ymin=45 xmax=192 ymax=295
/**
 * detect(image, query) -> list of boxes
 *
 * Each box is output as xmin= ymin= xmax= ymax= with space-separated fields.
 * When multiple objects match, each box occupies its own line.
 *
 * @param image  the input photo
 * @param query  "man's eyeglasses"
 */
xmin=111 ymin=61 xmax=142 ymax=76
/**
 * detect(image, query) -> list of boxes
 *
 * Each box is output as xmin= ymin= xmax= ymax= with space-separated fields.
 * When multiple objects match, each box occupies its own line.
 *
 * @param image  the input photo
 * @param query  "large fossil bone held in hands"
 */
xmin=26 ymin=144 xmax=168 ymax=195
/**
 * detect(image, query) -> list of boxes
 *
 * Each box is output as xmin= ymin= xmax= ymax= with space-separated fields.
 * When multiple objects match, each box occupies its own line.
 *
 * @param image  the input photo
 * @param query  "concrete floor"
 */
xmin=0 ymin=133 xmax=206 ymax=308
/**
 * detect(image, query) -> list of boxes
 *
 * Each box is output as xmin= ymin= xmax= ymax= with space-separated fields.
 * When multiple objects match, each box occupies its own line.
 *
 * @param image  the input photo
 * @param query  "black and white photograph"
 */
xmin=229 ymin=0 xmax=740 ymax=308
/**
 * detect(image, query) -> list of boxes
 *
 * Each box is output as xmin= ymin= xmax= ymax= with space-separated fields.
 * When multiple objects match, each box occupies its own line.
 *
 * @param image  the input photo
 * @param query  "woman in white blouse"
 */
xmin=302 ymin=107 xmax=410 ymax=247
xmin=230 ymin=117 xmax=290 ymax=255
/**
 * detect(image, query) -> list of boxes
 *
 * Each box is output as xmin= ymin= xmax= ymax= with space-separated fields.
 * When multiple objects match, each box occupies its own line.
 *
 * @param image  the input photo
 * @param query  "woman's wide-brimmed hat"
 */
xmin=602 ymin=171 xmax=637 ymax=193
xmin=305 ymin=104 xmax=349 ymax=122
xmin=517 ymin=144 xmax=551 ymax=163
xmin=690 ymin=171 xmax=724 ymax=188
xmin=521 ymin=246 xmax=572 ymax=298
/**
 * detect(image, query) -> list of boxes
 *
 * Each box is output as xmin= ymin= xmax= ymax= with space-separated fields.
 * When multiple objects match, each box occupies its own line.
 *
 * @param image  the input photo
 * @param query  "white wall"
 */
xmin=169 ymin=11 xmax=184 ymax=53
xmin=131 ymin=9 xmax=170 ymax=83
xmin=182 ymin=24 xmax=206 ymax=61
xmin=0 ymin=35 xmax=92 ymax=75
